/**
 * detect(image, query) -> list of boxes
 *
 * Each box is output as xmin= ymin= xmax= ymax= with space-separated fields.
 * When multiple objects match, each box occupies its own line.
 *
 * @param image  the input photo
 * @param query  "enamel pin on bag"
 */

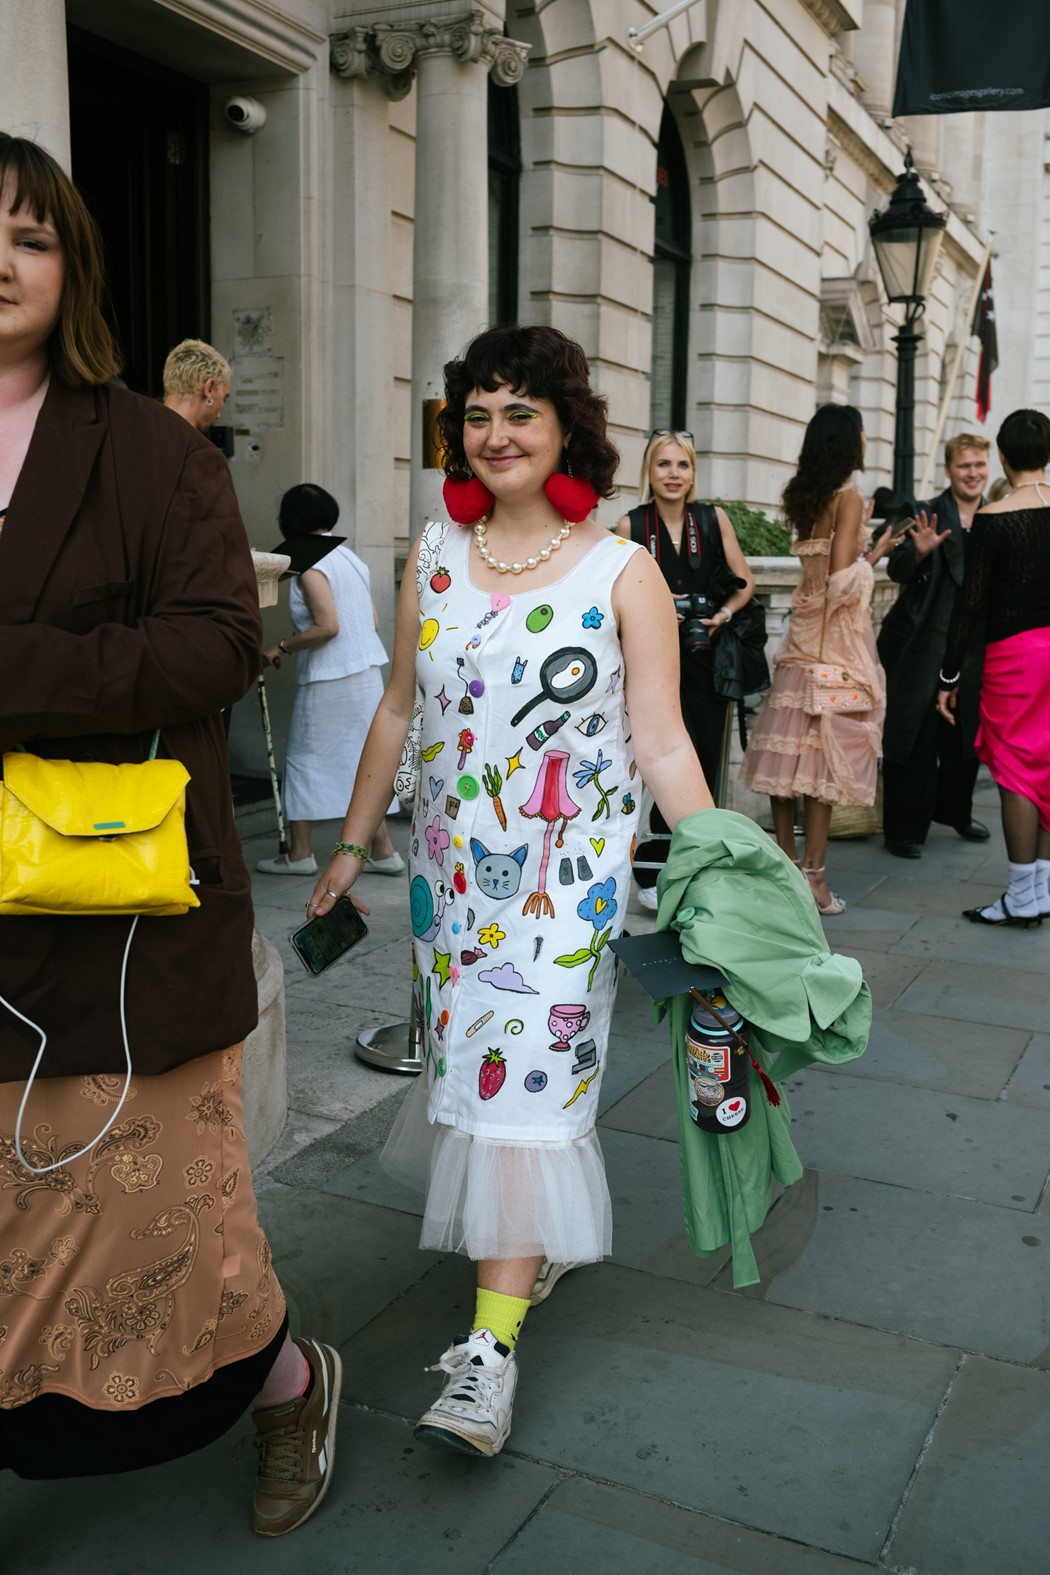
xmin=0 ymin=737 xmax=198 ymax=916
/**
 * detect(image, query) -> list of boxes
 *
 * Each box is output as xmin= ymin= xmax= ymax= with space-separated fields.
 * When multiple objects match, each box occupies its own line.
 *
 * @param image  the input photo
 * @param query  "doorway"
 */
xmin=67 ymin=28 xmax=210 ymax=397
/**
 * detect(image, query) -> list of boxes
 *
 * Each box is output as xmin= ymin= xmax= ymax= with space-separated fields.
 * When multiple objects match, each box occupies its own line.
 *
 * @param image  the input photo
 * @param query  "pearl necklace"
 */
xmin=473 ymin=516 xmax=572 ymax=575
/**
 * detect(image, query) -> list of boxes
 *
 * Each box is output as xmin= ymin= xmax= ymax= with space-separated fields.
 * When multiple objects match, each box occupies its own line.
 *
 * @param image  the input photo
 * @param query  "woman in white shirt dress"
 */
xmin=259 ymin=484 xmax=403 ymax=875
xmin=310 ymin=327 xmax=714 ymax=1458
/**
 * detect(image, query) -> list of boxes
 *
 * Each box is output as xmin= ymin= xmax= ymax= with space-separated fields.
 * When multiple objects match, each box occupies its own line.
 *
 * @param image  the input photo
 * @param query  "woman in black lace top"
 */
xmin=938 ymin=409 xmax=1050 ymax=925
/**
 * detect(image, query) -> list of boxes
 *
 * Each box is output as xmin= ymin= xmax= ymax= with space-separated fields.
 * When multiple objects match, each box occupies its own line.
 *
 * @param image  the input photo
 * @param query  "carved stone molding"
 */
xmin=799 ymin=0 xmax=862 ymax=36
xmin=331 ymin=9 xmax=529 ymax=97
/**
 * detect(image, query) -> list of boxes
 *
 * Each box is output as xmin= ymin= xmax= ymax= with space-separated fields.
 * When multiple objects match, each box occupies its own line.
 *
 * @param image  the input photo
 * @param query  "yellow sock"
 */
xmin=474 ymin=1288 xmax=530 ymax=1350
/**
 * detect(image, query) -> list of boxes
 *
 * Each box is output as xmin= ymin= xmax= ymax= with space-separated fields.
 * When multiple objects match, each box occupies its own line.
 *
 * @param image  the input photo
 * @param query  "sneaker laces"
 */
xmin=239 ymin=1424 xmax=306 ymax=1483
xmin=426 ymin=1341 xmax=499 ymax=1404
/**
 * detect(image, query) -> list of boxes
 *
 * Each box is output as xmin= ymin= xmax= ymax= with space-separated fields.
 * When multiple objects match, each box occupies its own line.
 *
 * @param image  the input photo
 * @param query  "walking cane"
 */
xmin=256 ymin=671 xmax=289 ymax=858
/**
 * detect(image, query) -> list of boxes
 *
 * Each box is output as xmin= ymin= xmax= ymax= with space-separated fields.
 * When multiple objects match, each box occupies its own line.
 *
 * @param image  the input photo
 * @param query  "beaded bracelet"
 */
xmin=331 ymin=842 xmax=369 ymax=861
xmin=938 ymin=670 xmax=961 ymax=688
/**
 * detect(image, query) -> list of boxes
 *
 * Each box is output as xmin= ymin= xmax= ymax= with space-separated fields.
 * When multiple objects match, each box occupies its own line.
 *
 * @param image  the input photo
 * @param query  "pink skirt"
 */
xmin=976 ymin=627 xmax=1050 ymax=830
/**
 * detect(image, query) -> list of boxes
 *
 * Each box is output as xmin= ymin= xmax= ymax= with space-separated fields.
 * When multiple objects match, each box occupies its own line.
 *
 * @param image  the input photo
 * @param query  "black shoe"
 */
xmin=884 ymin=839 xmax=922 ymax=859
xmin=953 ymin=820 xmax=991 ymax=842
xmin=963 ymin=893 xmax=1042 ymax=929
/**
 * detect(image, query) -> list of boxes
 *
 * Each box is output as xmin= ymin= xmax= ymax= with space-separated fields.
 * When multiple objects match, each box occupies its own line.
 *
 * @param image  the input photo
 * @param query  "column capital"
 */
xmin=331 ymin=9 xmax=529 ymax=96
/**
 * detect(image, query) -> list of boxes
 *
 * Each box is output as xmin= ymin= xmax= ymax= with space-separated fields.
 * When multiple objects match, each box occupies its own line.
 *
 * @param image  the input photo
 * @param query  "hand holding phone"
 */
xmin=291 ymin=895 xmax=368 ymax=975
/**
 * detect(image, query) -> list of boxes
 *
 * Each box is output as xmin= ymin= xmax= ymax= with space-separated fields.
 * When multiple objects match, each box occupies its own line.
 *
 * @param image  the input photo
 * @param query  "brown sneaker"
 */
xmin=250 ymin=1336 xmax=342 ymax=1536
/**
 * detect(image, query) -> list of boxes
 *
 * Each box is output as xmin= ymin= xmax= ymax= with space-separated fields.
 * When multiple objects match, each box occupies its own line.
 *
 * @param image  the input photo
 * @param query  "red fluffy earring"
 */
xmin=443 ymin=474 xmax=495 ymax=525
xmin=544 ymin=462 xmax=598 ymax=523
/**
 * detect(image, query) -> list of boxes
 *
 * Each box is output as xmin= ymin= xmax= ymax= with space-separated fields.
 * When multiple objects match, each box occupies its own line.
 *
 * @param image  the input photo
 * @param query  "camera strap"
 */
xmin=640 ymin=502 xmax=708 ymax=569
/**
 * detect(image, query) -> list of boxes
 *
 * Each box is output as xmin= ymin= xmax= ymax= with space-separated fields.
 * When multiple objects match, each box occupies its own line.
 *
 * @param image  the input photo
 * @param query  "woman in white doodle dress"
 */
xmin=311 ymin=326 xmax=713 ymax=1456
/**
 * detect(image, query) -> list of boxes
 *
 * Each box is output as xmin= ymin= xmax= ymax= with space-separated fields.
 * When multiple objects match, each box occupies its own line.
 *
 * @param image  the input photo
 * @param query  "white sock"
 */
xmin=1036 ymin=859 xmax=1050 ymax=913
xmin=1005 ymin=861 xmax=1037 ymax=917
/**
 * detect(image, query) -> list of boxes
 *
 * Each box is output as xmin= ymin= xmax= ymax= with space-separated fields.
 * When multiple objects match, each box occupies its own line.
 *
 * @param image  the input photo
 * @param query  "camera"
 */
xmin=673 ymin=593 xmax=718 ymax=654
xmin=224 ymin=96 xmax=266 ymax=134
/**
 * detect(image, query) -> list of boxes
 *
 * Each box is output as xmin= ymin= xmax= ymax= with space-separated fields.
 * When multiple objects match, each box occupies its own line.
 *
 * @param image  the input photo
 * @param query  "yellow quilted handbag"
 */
xmin=0 ymin=749 xmax=198 ymax=917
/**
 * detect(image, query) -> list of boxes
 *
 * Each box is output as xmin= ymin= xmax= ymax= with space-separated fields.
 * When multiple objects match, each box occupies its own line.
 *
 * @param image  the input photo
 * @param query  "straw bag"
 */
xmin=802 ymin=496 xmax=874 ymax=718
xmin=0 ymin=735 xmax=198 ymax=917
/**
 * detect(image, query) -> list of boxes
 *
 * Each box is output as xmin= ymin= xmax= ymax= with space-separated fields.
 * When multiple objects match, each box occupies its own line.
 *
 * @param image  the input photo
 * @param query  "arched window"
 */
xmin=488 ymin=77 xmax=521 ymax=325
xmin=650 ymin=105 xmax=692 ymax=431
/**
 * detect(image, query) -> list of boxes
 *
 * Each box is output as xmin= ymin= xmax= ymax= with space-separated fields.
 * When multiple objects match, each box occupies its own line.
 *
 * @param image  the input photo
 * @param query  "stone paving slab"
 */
xmin=893 ymin=957 xmax=1050 ymax=1032
xmin=347 ymin=1255 xmax=957 ymax=1563
xmin=257 ymin=1184 xmax=439 ymax=1349
xmin=887 ymin=1356 xmax=1050 ymax=1575
xmin=888 ymin=912 xmax=1050 ymax=974
xmin=856 ymin=876 xmax=1006 ymax=919
xmin=999 ymin=1032 xmax=1050 ymax=1112
xmin=818 ymin=903 xmax=921 ymax=955
xmin=721 ymin=1170 xmax=1050 ymax=1363
xmin=827 ymin=946 xmax=927 ymax=1008
xmin=489 ymin=1477 xmax=877 ymax=1575
xmin=826 ymin=1007 xmax=1029 ymax=1099
xmin=782 ymin=1069 xmax=1050 ymax=1209
xmin=0 ymin=1405 xmax=558 ymax=1574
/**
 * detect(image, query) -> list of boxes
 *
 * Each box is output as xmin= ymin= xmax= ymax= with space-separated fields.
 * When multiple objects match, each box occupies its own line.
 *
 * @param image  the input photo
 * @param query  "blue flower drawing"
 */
xmin=573 ymin=750 xmax=618 ymax=821
xmin=581 ymin=606 xmax=604 ymax=630
xmin=577 ymin=878 xmax=617 ymax=928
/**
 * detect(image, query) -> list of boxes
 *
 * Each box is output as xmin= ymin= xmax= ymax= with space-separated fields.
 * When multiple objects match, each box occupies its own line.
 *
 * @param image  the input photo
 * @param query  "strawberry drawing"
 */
xmin=430 ymin=565 xmax=451 ymax=593
xmin=478 ymin=1048 xmax=506 ymax=1100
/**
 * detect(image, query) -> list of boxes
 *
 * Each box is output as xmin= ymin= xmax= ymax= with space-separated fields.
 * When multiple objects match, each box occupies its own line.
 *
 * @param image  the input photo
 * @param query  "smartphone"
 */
xmin=290 ymin=896 xmax=368 ymax=976
xmin=891 ymin=516 xmax=918 ymax=540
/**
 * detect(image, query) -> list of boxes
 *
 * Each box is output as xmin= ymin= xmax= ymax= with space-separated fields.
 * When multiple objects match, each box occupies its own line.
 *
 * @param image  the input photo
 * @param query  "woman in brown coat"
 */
xmin=0 ymin=134 xmax=338 ymax=1536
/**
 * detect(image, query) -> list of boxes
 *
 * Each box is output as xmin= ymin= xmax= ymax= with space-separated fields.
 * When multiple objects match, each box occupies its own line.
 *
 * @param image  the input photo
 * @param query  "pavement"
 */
xmin=6 ymin=774 xmax=1050 ymax=1575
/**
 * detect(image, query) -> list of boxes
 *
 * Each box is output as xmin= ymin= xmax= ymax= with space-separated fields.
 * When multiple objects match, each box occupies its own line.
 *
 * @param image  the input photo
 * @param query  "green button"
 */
xmin=458 ymin=775 xmax=480 ymax=799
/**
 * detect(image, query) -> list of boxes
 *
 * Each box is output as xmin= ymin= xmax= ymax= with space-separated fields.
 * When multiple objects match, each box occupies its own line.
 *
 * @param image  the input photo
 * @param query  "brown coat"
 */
xmin=0 ymin=379 xmax=262 ymax=1081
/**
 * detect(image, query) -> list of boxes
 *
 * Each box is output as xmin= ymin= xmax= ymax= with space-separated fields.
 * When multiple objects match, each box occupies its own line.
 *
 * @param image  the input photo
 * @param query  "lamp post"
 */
xmin=868 ymin=151 xmax=946 ymax=501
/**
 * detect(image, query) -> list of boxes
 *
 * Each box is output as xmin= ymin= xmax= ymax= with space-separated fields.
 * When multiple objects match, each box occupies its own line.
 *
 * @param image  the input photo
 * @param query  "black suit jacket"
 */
xmin=0 ymin=379 xmax=262 ymax=1080
xmin=877 ymin=486 xmax=982 ymax=760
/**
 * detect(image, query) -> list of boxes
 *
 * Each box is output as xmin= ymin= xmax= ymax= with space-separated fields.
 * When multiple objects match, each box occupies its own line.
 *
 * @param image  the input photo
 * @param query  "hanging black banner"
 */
xmin=893 ymin=0 xmax=1050 ymax=116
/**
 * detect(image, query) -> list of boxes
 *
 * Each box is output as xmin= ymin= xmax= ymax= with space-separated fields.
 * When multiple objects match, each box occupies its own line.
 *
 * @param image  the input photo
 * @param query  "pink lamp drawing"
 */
xmin=520 ymin=749 xmax=581 ymax=919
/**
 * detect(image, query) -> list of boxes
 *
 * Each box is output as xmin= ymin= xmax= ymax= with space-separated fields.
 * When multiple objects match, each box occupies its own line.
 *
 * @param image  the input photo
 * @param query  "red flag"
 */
xmin=973 ymin=261 xmax=998 ymax=424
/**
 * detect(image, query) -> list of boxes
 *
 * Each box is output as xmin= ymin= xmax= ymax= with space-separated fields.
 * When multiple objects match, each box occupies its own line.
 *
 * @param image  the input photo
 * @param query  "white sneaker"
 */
xmin=367 ymin=852 xmax=405 ymax=876
xmin=529 ymin=1260 xmax=581 ymax=1306
xmin=636 ymin=885 xmax=659 ymax=911
xmin=256 ymin=853 xmax=318 ymax=876
xmin=414 ymin=1329 xmax=517 ymax=1457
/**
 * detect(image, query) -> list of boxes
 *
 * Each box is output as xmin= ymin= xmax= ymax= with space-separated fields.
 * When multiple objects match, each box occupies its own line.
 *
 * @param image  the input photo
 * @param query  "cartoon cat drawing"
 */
xmin=470 ymin=838 xmax=528 ymax=900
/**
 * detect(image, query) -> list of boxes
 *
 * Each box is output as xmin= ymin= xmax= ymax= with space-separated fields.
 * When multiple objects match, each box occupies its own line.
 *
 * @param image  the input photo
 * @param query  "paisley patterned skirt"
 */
xmin=0 ymin=1045 xmax=284 ymax=1421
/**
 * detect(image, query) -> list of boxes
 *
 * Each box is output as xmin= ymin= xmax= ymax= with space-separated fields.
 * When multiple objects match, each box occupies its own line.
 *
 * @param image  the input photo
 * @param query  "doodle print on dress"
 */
xmin=548 ymin=1004 xmax=590 ymax=1052
xmin=470 ymin=837 xmax=528 ymax=900
xmin=554 ymin=878 xmax=618 ymax=992
xmin=519 ymin=749 xmax=582 ymax=919
xmin=478 ymin=1049 xmax=507 ymax=1101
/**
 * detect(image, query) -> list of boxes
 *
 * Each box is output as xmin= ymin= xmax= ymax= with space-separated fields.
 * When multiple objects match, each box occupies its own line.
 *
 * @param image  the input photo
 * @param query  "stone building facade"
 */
xmin=2 ymin=0 xmax=1039 ymax=774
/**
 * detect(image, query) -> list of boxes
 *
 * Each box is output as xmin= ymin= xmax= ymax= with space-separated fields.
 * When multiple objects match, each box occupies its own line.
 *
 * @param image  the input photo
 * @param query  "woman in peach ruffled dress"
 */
xmin=740 ymin=405 xmax=892 ymax=914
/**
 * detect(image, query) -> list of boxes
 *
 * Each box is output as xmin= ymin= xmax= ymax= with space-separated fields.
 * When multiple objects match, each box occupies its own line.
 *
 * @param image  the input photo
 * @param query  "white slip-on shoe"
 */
xmin=529 ymin=1260 xmax=582 ymax=1306
xmin=367 ymin=852 xmax=406 ymax=875
xmin=636 ymin=885 xmax=659 ymax=911
xmin=414 ymin=1329 xmax=517 ymax=1457
xmin=256 ymin=854 xmax=318 ymax=876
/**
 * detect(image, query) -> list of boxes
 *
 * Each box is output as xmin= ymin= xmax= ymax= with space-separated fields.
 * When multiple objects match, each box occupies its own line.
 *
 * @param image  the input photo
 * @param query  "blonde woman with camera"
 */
xmin=616 ymin=430 xmax=754 ymax=907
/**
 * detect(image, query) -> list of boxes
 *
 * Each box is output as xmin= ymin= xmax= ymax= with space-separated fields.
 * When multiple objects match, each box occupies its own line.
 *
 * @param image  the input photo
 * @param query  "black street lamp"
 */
xmin=868 ymin=151 xmax=946 ymax=501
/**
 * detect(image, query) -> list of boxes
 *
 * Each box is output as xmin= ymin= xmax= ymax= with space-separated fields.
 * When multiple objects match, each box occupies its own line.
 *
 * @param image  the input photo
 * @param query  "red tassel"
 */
xmin=751 ymin=1056 xmax=781 ymax=1107
xmin=543 ymin=471 xmax=599 ymax=523
xmin=443 ymin=476 xmax=494 ymax=525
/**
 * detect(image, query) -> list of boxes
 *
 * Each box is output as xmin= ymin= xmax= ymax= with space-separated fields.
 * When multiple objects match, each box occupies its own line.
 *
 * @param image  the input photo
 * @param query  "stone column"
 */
xmin=850 ymin=0 xmax=899 ymax=118
xmin=0 ymin=0 xmax=70 ymax=169
xmin=332 ymin=11 xmax=529 ymax=542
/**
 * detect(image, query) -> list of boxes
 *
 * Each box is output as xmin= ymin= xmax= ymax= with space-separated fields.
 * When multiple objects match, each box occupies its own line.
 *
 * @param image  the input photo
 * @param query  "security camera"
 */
xmin=225 ymin=96 xmax=266 ymax=134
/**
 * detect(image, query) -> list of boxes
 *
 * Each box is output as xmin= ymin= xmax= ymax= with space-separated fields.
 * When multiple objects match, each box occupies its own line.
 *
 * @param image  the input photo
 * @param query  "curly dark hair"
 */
xmin=436 ymin=324 xmax=620 ymax=498
xmin=782 ymin=404 xmax=865 ymax=539
xmin=278 ymin=482 xmax=339 ymax=537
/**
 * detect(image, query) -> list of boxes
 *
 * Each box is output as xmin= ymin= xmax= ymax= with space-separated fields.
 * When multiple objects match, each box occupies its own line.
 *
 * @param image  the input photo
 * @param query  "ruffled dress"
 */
xmin=380 ymin=521 xmax=643 ymax=1262
xmin=739 ymin=538 xmax=885 ymax=806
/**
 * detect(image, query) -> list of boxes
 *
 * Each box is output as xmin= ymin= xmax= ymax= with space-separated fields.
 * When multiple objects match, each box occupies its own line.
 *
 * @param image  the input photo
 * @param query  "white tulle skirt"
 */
xmin=379 ymin=1072 xmax=612 ymax=1263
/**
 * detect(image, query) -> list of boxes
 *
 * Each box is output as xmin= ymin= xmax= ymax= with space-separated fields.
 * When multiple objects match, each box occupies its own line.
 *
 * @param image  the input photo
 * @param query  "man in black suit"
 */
xmin=878 ymin=433 xmax=991 ymax=858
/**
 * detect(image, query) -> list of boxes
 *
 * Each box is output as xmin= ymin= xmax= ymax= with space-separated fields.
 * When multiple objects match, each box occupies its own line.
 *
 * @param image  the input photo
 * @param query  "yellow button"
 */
xmin=453 ymin=835 xmax=464 ymax=847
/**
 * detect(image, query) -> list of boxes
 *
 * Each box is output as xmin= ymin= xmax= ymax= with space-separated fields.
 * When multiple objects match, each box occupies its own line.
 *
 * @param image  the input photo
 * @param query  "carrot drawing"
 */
xmin=482 ymin=763 xmax=507 ymax=831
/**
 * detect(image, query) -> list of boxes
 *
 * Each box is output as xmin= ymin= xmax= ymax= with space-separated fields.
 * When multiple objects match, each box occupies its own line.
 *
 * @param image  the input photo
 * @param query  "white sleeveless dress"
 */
xmin=380 ymin=520 xmax=643 ymax=1261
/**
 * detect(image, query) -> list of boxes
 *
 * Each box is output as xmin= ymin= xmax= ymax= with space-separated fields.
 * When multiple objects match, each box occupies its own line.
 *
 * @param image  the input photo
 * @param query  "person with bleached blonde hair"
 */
xmin=162 ymin=336 xmax=232 ymax=432
xmin=616 ymin=429 xmax=755 ymax=906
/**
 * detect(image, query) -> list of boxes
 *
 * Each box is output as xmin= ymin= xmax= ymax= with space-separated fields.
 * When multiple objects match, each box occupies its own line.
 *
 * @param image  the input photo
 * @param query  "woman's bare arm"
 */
xmin=614 ymin=548 xmax=715 ymax=822
xmin=307 ymin=538 xmax=424 ymax=915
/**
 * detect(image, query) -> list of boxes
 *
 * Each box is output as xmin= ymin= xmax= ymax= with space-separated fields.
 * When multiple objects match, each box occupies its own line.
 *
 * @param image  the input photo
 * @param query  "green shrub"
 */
xmin=716 ymin=499 xmax=793 ymax=557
